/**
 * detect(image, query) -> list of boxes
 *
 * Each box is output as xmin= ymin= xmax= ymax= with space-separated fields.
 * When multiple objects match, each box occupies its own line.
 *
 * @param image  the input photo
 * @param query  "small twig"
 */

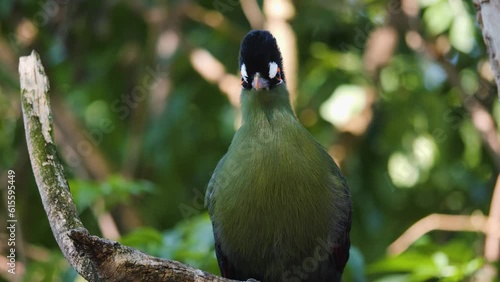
xmin=485 ymin=174 xmax=500 ymax=261
xmin=388 ymin=213 xmax=489 ymax=256
xmin=188 ymin=48 xmax=241 ymax=109
xmin=240 ymin=0 xmax=265 ymax=29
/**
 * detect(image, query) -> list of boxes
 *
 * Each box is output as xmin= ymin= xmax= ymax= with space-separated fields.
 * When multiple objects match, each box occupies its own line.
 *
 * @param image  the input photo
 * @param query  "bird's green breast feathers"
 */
xmin=206 ymin=85 xmax=348 ymax=273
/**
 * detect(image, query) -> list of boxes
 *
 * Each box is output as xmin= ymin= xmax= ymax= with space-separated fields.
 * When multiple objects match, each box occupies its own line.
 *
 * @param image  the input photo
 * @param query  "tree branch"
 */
xmin=240 ymin=0 xmax=265 ymax=29
xmin=263 ymin=0 xmax=297 ymax=102
xmin=19 ymin=50 xmax=241 ymax=281
xmin=20 ymin=50 xmax=98 ymax=281
xmin=68 ymin=228 xmax=231 ymax=282
xmin=485 ymin=174 xmax=500 ymax=261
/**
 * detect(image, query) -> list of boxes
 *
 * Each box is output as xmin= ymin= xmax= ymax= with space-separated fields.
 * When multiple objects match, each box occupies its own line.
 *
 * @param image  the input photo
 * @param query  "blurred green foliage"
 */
xmin=69 ymin=175 xmax=154 ymax=213
xmin=368 ymin=237 xmax=485 ymax=281
xmin=0 ymin=0 xmax=499 ymax=281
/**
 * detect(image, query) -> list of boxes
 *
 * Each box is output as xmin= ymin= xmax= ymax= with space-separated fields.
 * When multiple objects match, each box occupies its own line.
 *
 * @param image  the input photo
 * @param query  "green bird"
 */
xmin=206 ymin=30 xmax=352 ymax=282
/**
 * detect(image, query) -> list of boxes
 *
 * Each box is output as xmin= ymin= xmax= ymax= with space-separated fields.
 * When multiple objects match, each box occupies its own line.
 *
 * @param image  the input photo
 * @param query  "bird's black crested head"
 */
xmin=239 ymin=30 xmax=285 ymax=90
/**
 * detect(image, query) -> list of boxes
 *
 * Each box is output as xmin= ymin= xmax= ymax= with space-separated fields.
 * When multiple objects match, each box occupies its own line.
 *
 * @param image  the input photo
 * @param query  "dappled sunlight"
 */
xmin=388 ymin=135 xmax=438 ymax=188
xmin=412 ymin=135 xmax=438 ymax=170
xmin=388 ymin=152 xmax=420 ymax=188
xmin=319 ymin=85 xmax=367 ymax=129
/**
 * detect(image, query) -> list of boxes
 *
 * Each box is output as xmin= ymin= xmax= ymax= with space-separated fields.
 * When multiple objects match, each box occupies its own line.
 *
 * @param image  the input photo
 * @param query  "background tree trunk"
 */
xmin=474 ymin=0 xmax=500 ymax=100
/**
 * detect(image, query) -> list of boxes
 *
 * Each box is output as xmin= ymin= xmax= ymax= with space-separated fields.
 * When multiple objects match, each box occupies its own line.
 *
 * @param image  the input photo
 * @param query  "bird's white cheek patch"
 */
xmin=241 ymin=64 xmax=248 ymax=82
xmin=269 ymin=61 xmax=278 ymax=79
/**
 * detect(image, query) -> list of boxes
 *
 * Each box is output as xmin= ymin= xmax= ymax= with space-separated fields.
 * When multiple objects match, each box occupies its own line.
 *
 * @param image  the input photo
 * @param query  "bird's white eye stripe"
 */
xmin=269 ymin=61 xmax=278 ymax=79
xmin=241 ymin=64 xmax=248 ymax=82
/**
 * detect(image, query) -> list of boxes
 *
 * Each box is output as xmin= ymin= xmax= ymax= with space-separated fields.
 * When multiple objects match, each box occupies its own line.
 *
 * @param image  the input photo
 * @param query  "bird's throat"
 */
xmin=240 ymin=84 xmax=295 ymax=127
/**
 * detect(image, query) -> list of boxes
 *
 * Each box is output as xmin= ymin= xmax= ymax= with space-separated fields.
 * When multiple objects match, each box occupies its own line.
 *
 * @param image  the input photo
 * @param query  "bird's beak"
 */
xmin=252 ymin=73 xmax=269 ymax=91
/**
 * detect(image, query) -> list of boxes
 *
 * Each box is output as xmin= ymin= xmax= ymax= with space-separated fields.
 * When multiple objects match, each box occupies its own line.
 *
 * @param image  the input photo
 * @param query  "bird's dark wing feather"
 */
xmin=331 ymin=206 xmax=351 ymax=273
xmin=212 ymin=225 xmax=245 ymax=279
xmin=329 ymin=163 xmax=352 ymax=278
xmin=207 ymin=155 xmax=239 ymax=278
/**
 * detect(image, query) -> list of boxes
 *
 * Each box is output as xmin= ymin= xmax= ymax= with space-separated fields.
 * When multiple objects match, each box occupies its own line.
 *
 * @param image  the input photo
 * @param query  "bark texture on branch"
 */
xmin=68 ymin=229 xmax=231 ymax=282
xmin=19 ymin=51 xmax=241 ymax=282
xmin=20 ymin=50 xmax=98 ymax=281
xmin=474 ymin=0 xmax=500 ymax=99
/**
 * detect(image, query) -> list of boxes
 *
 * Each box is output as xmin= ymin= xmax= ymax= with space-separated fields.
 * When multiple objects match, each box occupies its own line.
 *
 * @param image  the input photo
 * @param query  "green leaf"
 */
xmin=160 ymin=214 xmax=218 ymax=274
xmin=69 ymin=175 xmax=154 ymax=212
xmin=69 ymin=179 xmax=101 ymax=212
xmin=120 ymin=227 xmax=164 ymax=255
xmin=423 ymin=0 xmax=454 ymax=35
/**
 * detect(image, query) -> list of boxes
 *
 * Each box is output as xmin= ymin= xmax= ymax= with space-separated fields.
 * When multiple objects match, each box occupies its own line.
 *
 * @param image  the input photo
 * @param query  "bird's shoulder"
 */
xmin=205 ymin=153 xmax=228 ymax=209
